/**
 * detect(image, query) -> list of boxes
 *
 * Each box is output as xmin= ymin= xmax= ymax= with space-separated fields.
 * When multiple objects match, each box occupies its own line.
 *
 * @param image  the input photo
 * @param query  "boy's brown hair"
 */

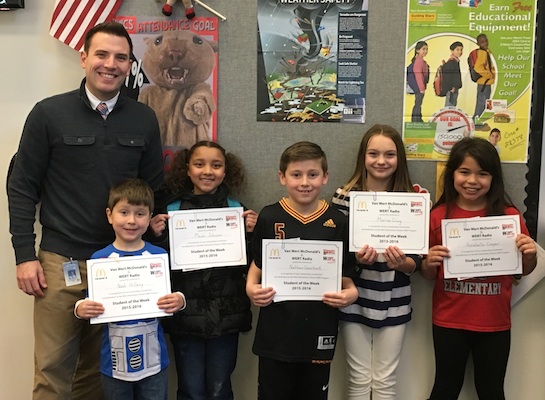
xmin=279 ymin=141 xmax=328 ymax=174
xmin=108 ymin=178 xmax=154 ymax=213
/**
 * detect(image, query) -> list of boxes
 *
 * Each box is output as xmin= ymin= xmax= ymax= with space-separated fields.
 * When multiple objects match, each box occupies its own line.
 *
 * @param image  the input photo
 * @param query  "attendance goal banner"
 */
xmin=402 ymin=0 xmax=537 ymax=163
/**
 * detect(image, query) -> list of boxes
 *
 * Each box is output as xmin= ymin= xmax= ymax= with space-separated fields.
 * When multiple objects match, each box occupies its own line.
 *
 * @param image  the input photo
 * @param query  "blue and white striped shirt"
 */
xmin=331 ymin=187 xmax=420 ymax=328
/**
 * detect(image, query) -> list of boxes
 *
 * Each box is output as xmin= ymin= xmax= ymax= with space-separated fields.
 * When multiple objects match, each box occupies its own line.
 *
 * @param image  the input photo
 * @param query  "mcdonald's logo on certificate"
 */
xmin=95 ymin=268 xmax=107 ymax=279
xmin=269 ymin=247 xmax=281 ymax=258
xmin=449 ymin=228 xmax=460 ymax=238
xmin=349 ymin=191 xmax=430 ymax=253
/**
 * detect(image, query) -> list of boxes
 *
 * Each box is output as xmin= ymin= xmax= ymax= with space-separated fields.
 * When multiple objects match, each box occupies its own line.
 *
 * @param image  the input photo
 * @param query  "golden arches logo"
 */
xmin=357 ymin=201 xmax=367 ymax=209
xmin=95 ymin=268 xmax=107 ymax=278
xmin=449 ymin=228 xmax=460 ymax=237
xmin=175 ymin=219 xmax=186 ymax=228
xmin=269 ymin=248 xmax=280 ymax=258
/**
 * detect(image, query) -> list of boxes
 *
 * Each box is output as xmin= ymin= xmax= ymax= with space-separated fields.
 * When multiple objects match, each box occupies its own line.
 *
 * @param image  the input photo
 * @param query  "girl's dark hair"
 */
xmin=166 ymin=141 xmax=245 ymax=194
xmin=434 ymin=137 xmax=513 ymax=217
xmin=411 ymin=40 xmax=428 ymax=63
xmin=341 ymin=124 xmax=413 ymax=194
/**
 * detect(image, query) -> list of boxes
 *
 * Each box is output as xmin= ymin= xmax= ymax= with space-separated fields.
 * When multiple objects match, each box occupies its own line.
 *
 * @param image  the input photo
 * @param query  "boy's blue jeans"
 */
xmin=473 ymin=84 xmax=491 ymax=121
xmin=100 ymin=368 xmax=168 ymax=400
xmin=445 ymin=89 xmax=459 ymax=107
xmin=170 ymin=332 xmax=239 ymax=400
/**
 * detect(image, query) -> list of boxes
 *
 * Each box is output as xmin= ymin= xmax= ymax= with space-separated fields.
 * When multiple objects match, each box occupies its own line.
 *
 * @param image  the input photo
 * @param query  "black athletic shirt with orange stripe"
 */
xmin=251 ymin=199 xmax=356 ymax=363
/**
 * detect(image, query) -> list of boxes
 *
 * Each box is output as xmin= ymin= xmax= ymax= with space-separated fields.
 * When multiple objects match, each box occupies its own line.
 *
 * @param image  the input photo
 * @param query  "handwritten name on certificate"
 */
xmin=442 ymin=216 xmax=522 ymax=279
xmin=168 ymin=207 xmax=247 ymax=271
xmin=87 ymin=254 xmax=172 ymax=324
xmin=349 ymin=191 xmax=430 ymax=253
xmin=261 ymin=239 xmax=342 ymax=302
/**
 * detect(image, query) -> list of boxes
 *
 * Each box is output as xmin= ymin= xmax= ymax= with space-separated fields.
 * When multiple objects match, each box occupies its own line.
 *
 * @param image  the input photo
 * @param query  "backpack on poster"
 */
xmin=467 ymin=49 xmax=482 ymax=82
xmin=406 ymin=61 xmax=418 ymax=94
xmin=433 ymin=60 xmax=448 ymax=97
xmin=467 ymin=48 xmax=492 ymax=85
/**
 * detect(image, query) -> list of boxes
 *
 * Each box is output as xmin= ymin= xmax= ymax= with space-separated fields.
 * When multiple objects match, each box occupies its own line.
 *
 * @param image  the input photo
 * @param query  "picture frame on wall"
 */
xmin=0 ymin=0 xmax=24 ymax=10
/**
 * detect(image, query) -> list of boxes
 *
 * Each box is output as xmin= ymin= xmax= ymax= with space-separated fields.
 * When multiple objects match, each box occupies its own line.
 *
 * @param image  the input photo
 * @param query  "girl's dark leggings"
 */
xmin=428 ymin=324 xmax=510 ymax=400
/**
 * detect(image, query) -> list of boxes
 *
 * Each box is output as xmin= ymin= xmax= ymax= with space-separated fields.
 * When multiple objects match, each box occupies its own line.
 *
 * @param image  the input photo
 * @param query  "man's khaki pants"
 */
xmin=33 ymin=250 xmax=104 ymax=400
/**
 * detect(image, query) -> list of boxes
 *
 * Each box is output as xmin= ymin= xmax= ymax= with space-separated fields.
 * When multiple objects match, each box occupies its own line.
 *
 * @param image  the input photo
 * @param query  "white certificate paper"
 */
xmin=442 ymin=215 xmax=522 ymax=279
xmin=168 ymin=207 xmax=247 ymax=271
xmin=349 ymin=191 xmax=430 ymax=253
xmin=87 ymin=254 xmax=172 ymax=324
xmin=261 ymin=239 xmax=343 ymax=302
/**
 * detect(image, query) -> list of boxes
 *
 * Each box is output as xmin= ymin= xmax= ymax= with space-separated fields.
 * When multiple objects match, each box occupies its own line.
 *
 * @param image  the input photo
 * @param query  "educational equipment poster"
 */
xmin=257 ymin=0 xmax=368 ymax=123
xmin=402 ymin=0 xmax=537 ymax=163
xmin=115 ymin=16 xmax=218 ymax=171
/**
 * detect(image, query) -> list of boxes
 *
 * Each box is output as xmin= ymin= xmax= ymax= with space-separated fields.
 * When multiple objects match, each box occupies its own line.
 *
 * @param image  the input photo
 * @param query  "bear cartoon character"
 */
xmin=139 ymin=30 xmax=217 ymax=149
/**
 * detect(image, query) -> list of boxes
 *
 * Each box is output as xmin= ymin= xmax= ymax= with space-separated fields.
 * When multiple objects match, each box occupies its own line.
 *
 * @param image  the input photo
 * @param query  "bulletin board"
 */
xmin=118 ymin=0 xmax=543 ymax=241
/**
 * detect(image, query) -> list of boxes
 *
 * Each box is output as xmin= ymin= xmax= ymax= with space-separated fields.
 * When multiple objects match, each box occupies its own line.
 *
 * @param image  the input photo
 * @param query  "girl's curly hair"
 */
xmin=166 ymin=141 xmax=245 ymax=194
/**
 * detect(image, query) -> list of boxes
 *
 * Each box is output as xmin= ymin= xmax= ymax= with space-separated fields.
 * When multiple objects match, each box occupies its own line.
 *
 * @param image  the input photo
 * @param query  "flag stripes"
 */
xmin=49 ymin=0 xmax=123 ymax=51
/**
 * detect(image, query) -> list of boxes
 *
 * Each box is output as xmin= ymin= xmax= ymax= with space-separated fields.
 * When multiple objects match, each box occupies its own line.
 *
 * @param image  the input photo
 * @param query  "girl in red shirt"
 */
xmin=421 ymin=137 xmax=536 ymax=400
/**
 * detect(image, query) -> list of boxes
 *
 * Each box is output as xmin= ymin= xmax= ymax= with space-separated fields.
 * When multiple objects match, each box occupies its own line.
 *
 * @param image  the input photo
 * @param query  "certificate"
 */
xmin=349 ymin=191 xmax=430 ymax=253
xmin=261 ymin=239 xmax=342 ymax=302
xmin=442 ymin=215 xmax=522 ymax=279
xmin=87 ymin=254 xmax=172 ymax=324
xmin=168 ymin=207 xmax=247 ymax=271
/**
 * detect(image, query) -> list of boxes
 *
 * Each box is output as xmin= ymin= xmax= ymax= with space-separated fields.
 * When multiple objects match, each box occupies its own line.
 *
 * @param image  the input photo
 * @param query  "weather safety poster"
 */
xmin=115 ymin=16 xmax=219 ymax=171
xmin=257 ymin=0 xmax=368 ymax=123
xmin=403 ymin=0 xmax=537 ymax=162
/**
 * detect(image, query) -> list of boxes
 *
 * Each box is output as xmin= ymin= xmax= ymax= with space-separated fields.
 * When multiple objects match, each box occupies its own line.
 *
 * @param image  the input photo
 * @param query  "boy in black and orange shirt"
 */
xmin=246 ymin=141 xmax=358 ymax=400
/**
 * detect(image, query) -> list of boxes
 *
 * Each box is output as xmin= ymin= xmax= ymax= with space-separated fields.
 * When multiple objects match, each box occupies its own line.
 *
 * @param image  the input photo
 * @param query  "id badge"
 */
xmin=63 ymin=259 xmax=82 ymax=286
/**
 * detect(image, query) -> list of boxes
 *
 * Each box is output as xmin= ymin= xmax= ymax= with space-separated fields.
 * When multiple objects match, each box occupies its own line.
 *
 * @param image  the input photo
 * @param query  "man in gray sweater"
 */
xmin=8 ymin=21 xmax=163 ymax=400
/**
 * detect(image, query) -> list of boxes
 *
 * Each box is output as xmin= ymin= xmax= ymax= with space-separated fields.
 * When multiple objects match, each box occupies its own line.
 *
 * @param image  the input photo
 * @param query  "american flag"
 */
xmin=49 ymin=0 xmax=123 ymax=52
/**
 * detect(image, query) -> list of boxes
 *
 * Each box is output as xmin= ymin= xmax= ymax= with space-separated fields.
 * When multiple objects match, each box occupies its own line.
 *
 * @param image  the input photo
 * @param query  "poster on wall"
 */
xmin=257 ymin=0 xmax=368 ymax=123
xmin=115 ymin=16 xmax=218 ymax=171
xmin=402 ymin=0 xmax=537 ymax=163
